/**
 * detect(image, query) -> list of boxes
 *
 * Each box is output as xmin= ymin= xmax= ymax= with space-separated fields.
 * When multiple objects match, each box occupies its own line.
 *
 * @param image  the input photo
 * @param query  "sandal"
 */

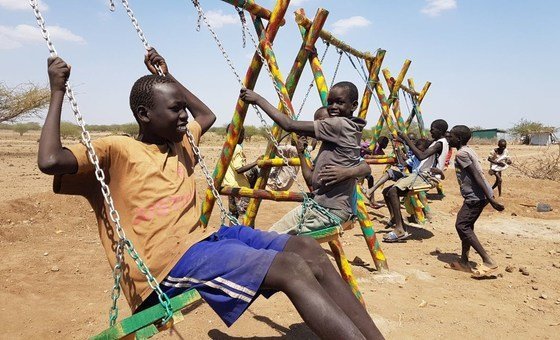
xmin=382 ymin=231 xmax=411 ymax=243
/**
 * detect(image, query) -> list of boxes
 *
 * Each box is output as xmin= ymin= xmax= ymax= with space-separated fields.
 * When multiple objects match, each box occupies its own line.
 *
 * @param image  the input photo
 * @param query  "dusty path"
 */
xmin=1 ymin=131 xmax=559 ymax=339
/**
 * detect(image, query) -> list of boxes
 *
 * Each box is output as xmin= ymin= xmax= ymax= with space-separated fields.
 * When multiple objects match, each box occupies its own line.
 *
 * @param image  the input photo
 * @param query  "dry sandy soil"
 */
xmin=1 ymin=130 xmax=559 ymax=339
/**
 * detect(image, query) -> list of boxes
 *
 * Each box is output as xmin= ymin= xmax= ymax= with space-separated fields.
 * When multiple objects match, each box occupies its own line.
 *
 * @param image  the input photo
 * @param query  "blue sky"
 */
xmin=1 ymin=0 xmax=559 ymax=130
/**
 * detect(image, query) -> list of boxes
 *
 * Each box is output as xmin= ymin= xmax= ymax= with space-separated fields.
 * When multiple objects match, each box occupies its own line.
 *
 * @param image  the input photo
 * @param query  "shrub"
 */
xmin=60 ymin=121 xmax=82 ymax=139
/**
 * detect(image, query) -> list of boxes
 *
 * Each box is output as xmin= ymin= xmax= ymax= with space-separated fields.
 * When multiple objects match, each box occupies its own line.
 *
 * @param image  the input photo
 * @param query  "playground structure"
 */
xmin=30 ymin=0 xmax=437 ymax=338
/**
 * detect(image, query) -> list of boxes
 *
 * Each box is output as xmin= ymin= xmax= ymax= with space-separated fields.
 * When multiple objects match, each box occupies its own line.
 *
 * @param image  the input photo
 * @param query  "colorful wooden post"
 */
xmin=200 ymin=0 xmax=289 ymax=227
xmin=243 ymin=8 xmax=329 ymax=226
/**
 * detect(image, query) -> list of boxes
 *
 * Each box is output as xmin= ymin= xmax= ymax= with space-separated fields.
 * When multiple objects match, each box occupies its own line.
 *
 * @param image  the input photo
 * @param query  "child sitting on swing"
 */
xmin=381 ymin=119 xmax=449 ymax=242
xmin=38 ymin=49 xmax=383 ymax=339
xmin=240 ymin=82 xmax=371 ymax=235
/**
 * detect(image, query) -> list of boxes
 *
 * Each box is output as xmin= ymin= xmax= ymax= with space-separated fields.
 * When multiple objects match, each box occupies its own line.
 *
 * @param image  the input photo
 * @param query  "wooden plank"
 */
xmin=91 ymin=289 xmax=202 ymax=339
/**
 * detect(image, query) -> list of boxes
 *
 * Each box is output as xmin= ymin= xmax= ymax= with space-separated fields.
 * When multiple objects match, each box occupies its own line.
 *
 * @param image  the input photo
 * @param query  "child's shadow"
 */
xmin=430 ymin=251 xmax=497 ymax=280
xmin=208 ymin=315 xmax=317 ymax=339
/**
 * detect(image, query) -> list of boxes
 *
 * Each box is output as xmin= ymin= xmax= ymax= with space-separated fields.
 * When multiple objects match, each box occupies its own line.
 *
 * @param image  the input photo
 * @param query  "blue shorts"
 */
xmin=139 ymin=225 xmax=290 ymax=326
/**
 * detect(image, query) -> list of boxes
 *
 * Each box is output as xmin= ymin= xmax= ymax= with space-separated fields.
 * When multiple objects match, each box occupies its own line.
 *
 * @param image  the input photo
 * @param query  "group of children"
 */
xmin=38 ymin=47 xmax=511 ymax=338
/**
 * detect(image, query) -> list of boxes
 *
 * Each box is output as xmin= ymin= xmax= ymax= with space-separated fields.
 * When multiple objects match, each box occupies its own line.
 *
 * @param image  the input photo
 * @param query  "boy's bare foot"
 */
xmin=444 ymin=261 xmax=473 ymax=273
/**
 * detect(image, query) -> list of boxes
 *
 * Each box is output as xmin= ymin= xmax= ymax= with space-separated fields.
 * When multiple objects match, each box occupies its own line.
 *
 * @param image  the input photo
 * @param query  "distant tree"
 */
xmin=60 ymin=121 xmax=82 ymax=139
xmin=0 ymin=83 xmax=50 ymax=123
xmin=12 ymin=122 xmax=41 ymax=136
xmin=470 ymin=125 xmax=484 ymax=131
xmin=509 ymin=119 xmax=556 ymax=143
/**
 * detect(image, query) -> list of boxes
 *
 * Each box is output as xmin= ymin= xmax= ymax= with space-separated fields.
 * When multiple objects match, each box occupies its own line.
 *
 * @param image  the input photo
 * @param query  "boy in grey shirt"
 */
xmin=448 ymin=125 xmax=504 ymax=278
xmin=240 ymin=82 xmax=371 ymax=234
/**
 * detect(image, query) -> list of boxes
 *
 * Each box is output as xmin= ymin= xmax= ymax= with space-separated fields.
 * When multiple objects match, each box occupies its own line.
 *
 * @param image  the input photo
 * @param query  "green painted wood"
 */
xmin=91 ymin=289 xmax=202 ymax=340
xmin=301 ymin=226 xmax=340 ymax=239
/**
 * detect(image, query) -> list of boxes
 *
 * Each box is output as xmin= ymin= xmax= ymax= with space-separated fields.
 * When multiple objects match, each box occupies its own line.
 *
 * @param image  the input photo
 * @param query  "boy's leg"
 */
xmin=283 ymin=236 xmax=384 ymax=339
xmin=495 ymin=172 xmax=502 ymax=196
xmin=262 ymin=251 xmax=368 ymax=340
xmin=384 ymin=186 xmax=406 ymax=235
xmin=382 ymin=186 xmax=395 ymax=225
xmin=455 ymin=202 xmax=472 ymax=266
xmin=456 ymin=201 xmax=497 ymax=267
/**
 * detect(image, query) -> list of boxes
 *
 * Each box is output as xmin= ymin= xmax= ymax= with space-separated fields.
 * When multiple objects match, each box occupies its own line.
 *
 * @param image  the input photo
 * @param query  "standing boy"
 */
xmin=487 ymin=139 xmax=512 ymax=197
xmin=240 ymin=82 xmax=371 ymax=234
xmin=39 ymin=50 xmax=383 ymax=339
xmin=447 ymin=125 xmax=504 ymax=277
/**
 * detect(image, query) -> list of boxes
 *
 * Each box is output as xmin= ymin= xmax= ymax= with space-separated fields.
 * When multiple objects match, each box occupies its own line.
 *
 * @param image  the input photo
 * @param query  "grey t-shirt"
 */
xmin=312 ymin=116 xmax=366 ymax=213
xmin=454 ymin=146 xmax=492 ymax=202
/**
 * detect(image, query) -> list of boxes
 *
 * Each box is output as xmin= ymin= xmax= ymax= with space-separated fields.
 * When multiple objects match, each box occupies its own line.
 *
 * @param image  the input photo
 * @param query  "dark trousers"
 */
xmin=455 ymin=200 xmax=487 ymax=243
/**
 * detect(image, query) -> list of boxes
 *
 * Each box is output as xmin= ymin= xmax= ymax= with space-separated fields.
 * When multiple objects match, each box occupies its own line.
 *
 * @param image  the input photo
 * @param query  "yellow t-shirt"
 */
xmin=54 ymin=121 xmax=215 ymax=311
xmin=222 ymin=144 xmax=250 ymax=188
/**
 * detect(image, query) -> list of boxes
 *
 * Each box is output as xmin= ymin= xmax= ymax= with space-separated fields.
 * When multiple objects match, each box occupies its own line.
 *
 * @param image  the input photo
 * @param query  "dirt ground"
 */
xmin=1 ymin=130 xmax=559 ymax=339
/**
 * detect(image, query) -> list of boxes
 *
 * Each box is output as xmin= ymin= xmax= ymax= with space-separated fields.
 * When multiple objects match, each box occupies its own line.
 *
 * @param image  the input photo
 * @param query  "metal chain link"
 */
xmin=235 ymin=6 xmax=247 ymax=48
xmin=31 ymin=0 xmax=173 ymax=326
xmin=330 ymin=48 xmax=343 ymax=89
xmin=110 ymin=0 xmax=238 ymax=225
xmin=191 ymin=0 xmax=342 ymax=228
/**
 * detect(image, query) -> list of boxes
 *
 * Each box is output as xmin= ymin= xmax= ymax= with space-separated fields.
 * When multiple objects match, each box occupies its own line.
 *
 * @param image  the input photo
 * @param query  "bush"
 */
xmin=12 ymin=122 xmax=41 ymax=136
xmin=60 ymin=121 xmax=82 ymax=139
xmin=514 ymin=144 xmax=560 ymax=182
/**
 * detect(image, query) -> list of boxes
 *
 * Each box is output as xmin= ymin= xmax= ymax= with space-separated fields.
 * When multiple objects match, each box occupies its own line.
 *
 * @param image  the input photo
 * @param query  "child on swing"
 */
xmin=381 ymin=119 xmax=449 ymax=242
xmin=38 ymin=50 xmax=383 ymax=340
xmin=240 ymin=83 xmax=371 ymax=235
xmin=487 ymin=139 xmax=512 ymax=197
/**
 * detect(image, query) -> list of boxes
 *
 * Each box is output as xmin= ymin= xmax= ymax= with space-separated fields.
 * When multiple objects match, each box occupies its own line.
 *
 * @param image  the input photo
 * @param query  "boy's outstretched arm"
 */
xmin=465 ymin=164 xmax=504 ymax=211
xmin=145 ymin=48 xmax=216 ymax=134
xmin=239 ymin=88 xmax=315 ymax=137
xmin=398 ymin=131 xmax=441 ymax=161
xmin=37 ymin=57 xmax=79 ymax=175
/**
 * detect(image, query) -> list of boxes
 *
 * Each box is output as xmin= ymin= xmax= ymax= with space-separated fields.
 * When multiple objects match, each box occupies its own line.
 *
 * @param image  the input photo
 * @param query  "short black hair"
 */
xmin=332 ymin=81 xmax=359 ymax=102
xmin=451 ymin=125 xmax=471 ymax=144
xmin=129 ymin=75 xmax=175 ymax=117
xmin=432 ymin=119 xmax=448 ymax=133
xmin=498 ymin=139 xmax=507 ymax=147
xmin=378 ymin=136 xmax=389 ymax=147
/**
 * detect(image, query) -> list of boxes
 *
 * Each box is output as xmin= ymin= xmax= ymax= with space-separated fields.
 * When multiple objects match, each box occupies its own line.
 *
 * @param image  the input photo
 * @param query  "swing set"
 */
xmin=29 ymin=0 xmax=437 ymax=338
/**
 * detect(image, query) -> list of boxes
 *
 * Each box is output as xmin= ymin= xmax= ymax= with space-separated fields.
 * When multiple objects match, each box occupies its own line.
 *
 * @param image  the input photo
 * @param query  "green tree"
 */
xmin=0 ymin=83 xmax=49 ymax=123
xmin=509 ymin=119 xmax=556 ymax=143
xmin=12 ymin=122 xmax=41 ymax=136
xmin=60 ymin=121 xmax=82 ymax=139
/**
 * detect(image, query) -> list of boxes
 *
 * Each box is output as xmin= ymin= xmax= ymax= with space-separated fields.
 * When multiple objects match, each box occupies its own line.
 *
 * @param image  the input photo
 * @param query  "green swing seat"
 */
xmin=91 ymin=290 xmax=202 ymax=340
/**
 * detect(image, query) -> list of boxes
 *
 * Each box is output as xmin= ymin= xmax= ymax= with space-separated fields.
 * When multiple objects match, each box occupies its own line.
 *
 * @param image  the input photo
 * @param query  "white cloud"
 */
xmin=204 ymin=10 xmax=239 ymax=29
xmin=289 ymin=0 xmax=309 ymax=7
xmin=421 ymin=0 xmax=457 ymax=17
xmin=331 ymin=16 xmax=371 ymax=35
xmin=0 ymin=0 xmax=48 ymax=10
xmin=0 ymin=24 xmax=85 ymax=50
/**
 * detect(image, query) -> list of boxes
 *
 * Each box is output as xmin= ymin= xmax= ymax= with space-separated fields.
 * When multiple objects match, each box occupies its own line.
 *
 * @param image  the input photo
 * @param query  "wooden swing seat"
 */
xmin=91 ymin=289 xmax=202 ymax=340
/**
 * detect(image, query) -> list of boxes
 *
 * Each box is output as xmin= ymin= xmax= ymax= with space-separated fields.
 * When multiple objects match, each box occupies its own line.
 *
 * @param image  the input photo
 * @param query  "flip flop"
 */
xmin=382 ymin=231 xmax=411 ymax=243
xmin=471 ymin=264 xmax=499 ymax=278
xmin=444 ymin=261 xmax=473 ymax=273
xmin=371 ymin=202 xmax=385 ymax=209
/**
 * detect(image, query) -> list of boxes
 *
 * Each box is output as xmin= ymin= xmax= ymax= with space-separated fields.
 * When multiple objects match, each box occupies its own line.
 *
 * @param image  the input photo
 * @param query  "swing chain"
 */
xmin=191 ymin=0 xmax=244 ymax=84
xmin=185 ymin=128 xmax=240 ymax=225
xmin=109 ymin=0 xmax=164 ymax=76
xmin=330 ymin=47 xmax=343 ymax=89
xmin=235 ymin=6 xmax=247 ymax=48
